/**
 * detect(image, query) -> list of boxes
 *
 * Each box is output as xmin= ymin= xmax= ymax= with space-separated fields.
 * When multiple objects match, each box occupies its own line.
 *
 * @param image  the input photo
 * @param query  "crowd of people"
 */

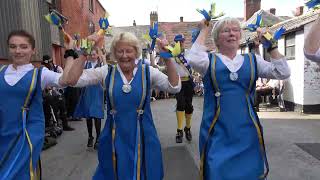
xmin=3 ymin=9 xmax=320 ymax=179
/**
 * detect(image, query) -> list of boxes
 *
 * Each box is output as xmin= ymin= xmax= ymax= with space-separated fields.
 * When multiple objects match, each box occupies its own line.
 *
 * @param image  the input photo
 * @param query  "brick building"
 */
xmin=0 ymin=0 xmax=105 ymax=67
xmin=52 ymin=0 xmax=106 ymax=66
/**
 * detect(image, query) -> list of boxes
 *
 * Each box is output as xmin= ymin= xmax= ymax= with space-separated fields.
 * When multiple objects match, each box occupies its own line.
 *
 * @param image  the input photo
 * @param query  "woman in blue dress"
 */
xmin=74 ymin=48 xmax=104 ymax=149
xmin=0 ymin=30 xmax=85 ymax=179
xmin=186 ymin=18 xmax=291 ymax=180
xmin=68 ymin=32 xmax=181 ymax=180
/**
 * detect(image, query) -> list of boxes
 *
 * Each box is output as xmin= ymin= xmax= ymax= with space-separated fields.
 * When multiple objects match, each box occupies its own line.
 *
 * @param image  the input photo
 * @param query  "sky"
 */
xmin=99 ymin=0 xmax=306 ymax=27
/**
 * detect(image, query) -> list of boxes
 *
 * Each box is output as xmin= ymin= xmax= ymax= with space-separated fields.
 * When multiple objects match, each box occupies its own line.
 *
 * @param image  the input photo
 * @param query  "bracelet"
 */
xmin=267 ymin=45 xmax=278 ymax=53
xmin=64 ymin=49 xmax=79 ymax=59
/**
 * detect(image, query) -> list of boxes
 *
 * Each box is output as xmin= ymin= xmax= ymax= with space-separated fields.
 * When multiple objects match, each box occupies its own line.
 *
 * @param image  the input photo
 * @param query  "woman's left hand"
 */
xmin=256 ymin=27 xmax=272 ymax=45
xmin=62 ymin=29 xmax=75 ymax=50
xmin=87 ymin=34 xmax=105 ymax=48
xmin=156 ymin=36 xmax=169 ymax=53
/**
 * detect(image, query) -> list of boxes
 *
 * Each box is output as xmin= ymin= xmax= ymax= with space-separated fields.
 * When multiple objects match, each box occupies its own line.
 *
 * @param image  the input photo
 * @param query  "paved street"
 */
xmin=42 ymin=97 xmax=320 ymax=180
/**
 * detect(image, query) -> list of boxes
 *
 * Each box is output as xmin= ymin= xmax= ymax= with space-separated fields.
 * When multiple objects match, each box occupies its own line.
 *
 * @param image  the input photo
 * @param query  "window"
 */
xmin=263 ymin=48 xmax=271 ymax=62
xmin=285 ymin=33 xmax=295 ymax=60
xmin=89 ymin=21 xmax=95 ymax=34
xmin=89 ymin=0 xmax=94 ymax=12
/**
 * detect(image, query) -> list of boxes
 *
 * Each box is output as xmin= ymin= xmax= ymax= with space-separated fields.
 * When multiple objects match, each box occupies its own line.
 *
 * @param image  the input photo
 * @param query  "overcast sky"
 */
xmin=99 ymin=0 xmax=306 ymax=27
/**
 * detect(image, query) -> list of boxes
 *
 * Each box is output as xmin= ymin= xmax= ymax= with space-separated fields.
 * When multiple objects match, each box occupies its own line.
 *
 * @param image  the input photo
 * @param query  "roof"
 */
xmin=104 ymin=21 xmax=217 ymax=51
xmin=242 ymin=9 xmax=289 ymax=28
xmin=104 ymin=25 xmax=149 ymax=50
xmin=97 ymin=0 xmax=106 ymax=12
xmin=240 ymin=9 xmax=320 ymax=45
xmin=240 ymin=9 xmax=292 ymax=44
xmin=158 ymin=21 xmax=216 ymax=50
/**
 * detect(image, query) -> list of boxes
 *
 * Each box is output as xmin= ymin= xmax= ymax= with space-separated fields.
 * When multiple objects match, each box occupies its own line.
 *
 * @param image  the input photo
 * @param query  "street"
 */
xmin=42 ymin=97 xmax=320 ymax=180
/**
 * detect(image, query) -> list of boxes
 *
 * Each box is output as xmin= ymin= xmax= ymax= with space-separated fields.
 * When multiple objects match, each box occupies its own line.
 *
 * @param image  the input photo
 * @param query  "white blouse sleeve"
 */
xmin=41 ymin=67 xmax=62 ymax=89
xmin=256 ymin=55 xmax=291 ymax=80
xmin=74 ymin=64 xmax=109 ymax=87
xmin=304 ymin=48 xmax=320 ymax=62
xmin=149 ymin=66 xmax=181 ymax=93
xmin=185 ymin=42 xmax=210 ymax=76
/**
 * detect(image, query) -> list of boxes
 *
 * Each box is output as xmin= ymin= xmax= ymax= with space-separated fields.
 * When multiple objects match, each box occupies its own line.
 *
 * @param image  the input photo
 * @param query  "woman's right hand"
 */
xmin=62 ymin=29 xmax=75 ymax=50
xmin=156 ymin=35 xmax=169 ymax=53
xmin=87 ymin=34 xmax=104 ymax=48
xmin=199 ymin=19 xmax=210 ymax=30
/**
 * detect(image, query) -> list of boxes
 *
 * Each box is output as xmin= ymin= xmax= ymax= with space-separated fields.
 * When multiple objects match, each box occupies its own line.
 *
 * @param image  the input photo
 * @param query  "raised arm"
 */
xmin=255 ymin=28 xmax=290 ymax=80
xmin=157 ymin=37 xmax=180 ymax=87
xmin=304 ymin=17 xmax=320 ymax=61
xmin=185 ymin=19 xmax=210 ymax=76
xmin=60 ymin=32 xmax=105 ymax=86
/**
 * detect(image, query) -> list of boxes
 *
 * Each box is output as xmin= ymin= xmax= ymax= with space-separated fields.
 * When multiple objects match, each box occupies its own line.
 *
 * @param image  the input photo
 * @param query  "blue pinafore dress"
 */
xmin=93 ymin=64 xmax=164 ymax=180
xmin=0 ymin=65 xmax=44 ymax=180
xmin=74 ymin=61 xmax=104 ymax=119
xmin=199 ymin=53 xmax=269 ymax=180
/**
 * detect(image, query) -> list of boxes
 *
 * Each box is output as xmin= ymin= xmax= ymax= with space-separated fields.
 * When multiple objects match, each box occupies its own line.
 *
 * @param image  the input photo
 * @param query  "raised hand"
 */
xmin=62 ymin=29 xmax=75 ymax=50
xmin=87 ymin=33 xmax=105 ymax=48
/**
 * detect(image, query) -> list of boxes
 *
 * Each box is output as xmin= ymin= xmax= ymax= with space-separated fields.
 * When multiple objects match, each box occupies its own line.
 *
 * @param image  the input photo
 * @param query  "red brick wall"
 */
xmin=61 ymin=0 xmax=105 ymax=38
xmin=93 ymin=1 xmax=106 ymax=32
xmin=56 ymin=0 xmax=105 ymax=67
xmin=244 ymin=0 xmax=261 ymax=21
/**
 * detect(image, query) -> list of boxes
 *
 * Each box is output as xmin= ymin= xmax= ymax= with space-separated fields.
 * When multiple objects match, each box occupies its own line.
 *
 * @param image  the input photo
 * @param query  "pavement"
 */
xmin=41 ymin=97 xmax=320 ymax=180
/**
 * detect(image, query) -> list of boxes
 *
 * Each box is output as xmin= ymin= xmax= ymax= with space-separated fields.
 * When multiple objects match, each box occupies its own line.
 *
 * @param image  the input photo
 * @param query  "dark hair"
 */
xmin=7 ymin=30 xmax=35 ymax=48
xmin=43 ymin=55 xmax=51 ymax=61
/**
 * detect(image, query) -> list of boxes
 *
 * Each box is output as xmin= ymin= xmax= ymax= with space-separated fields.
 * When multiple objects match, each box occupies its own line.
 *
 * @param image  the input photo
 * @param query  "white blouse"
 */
xmin=185 ymin=43 xmax=291 ymax=80
xmin=75 ymin=60 xmax=181 ymax=94
xmin=2 ymin=64 xmax=62 ymax=90
xmin=304 ymin=48 xmax=320 ymax=62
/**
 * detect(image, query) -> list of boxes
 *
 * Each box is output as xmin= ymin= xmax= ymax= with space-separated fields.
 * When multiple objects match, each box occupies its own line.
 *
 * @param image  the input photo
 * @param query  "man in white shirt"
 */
xmin=172 ymin=34 xmax=194 ymax=143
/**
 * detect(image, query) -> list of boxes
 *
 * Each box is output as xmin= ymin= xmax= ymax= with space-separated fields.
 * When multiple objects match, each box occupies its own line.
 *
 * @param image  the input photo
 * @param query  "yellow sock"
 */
xmin=176 ymin=111 xmax=185 ymax=130
xmin=185 ymin=113 xmax=192 ymax=128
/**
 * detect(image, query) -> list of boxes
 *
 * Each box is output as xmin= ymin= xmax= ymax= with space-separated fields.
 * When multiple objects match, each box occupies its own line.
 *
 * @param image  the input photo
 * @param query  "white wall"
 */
xmin=303 ymin=23 xmax=320 ymax=105
xmin=278 ymin=35 xmax=305 ymax=105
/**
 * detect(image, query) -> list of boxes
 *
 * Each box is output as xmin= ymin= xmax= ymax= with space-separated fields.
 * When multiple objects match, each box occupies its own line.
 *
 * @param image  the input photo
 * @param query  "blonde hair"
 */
xmin=110 ymin=32 xmax=142 ymax=61
xmin=211 ymin=17 xmax=241 ymax=49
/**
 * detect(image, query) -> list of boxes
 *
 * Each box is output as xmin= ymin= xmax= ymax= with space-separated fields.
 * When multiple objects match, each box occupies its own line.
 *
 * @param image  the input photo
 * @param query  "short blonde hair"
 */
xmin=110 ymin=32 xmax=142 ymax=61
xmin=211 ymin=17 xmax=241 ymax=48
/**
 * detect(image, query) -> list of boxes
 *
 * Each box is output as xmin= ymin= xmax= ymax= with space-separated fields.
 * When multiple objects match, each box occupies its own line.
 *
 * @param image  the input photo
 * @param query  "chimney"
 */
xmin=269 ymin=8 xmax=276 ymax=15
xmin=150 ymin=11 xmax=158 ymax=26
xmin=180 ymin=16 xmax=184 ymax=22
xmin=295 ymin=6 xmax=304 ymax=16
xmin=133 ymin=20 xmax=136 ymax=26
xmin=244 ymin=0 xmax=261 ymax=21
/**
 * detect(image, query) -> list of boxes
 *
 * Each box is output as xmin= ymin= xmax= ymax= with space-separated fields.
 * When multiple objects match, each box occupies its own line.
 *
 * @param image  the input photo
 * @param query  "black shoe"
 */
xmin=184 ymin=127 xmax=192 ymax=141
xmin=176 ymin=129 xmax=183 ymax=143
xmin=42 ymin=137 xmax=57 ymax=151
xmin=63 ymin=125 xmax=75 ymax=131
xmin=94 ymin=140 xmax=99 ymax=150
xmin=87 ymin=137 xmax=94 ymax=147
xmin=280 ymin=107 xmax=286 ymax=112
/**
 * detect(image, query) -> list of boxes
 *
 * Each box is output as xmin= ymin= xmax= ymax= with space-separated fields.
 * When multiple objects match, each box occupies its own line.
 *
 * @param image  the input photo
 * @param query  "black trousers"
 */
xmin=175 ymin=79 xmax=194 ymax=114
xmin=64 ymin=87 xmax=81 ymax=117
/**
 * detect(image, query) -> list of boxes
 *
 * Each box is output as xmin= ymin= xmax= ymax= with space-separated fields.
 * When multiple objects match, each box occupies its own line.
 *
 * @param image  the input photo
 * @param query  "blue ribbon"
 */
xmin=191 ymin=28 xmax=200 ymax=43
xmin=159 ymin=52 xmax=173 ymax=58
xmin=273 ymin=26 xmax=286 ymax=40
xmin=305 ymin=0 xmax=320 ymax=9
xmin=51 ymin=13 xmax=62 ymax=26
xmin=262 ymin=26 xmax=286 ymax=48
xmin=99 ymin=17 xmax=110 ymax=30
xmin=149 ymin=22 xmax=160 ymax=51
xmin=197 ymin=9 xmax=211 ymax=21
xmin=246 ymin=13 xmax=262 ymax=32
